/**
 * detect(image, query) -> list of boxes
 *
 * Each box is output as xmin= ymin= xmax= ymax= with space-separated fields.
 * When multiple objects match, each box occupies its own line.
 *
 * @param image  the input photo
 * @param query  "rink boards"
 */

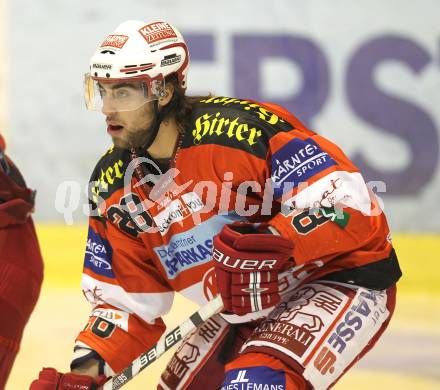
xmin=6 ymin=225 xmax=440 ymax=389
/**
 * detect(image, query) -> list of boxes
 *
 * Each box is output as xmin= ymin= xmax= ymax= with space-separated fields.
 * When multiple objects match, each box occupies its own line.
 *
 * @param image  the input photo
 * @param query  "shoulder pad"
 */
xmin=89 ymin=147 xmax=129 ymax=207
xmin=183 ymin=97 xmax=293 ymax=159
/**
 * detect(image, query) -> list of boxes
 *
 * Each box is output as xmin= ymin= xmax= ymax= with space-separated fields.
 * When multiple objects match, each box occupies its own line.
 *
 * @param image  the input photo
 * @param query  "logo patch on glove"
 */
xmin=213 ymin=248 xmax=277 ymax=271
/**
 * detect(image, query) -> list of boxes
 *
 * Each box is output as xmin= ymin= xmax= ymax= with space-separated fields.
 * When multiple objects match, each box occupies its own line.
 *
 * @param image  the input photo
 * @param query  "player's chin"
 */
xmin=111 ymin=136 xmax=130 ymax=149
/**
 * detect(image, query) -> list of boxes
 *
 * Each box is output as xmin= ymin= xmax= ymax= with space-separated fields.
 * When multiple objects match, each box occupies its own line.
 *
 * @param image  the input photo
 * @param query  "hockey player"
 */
xmin=0 ymin=134 xmax=43 ymax=389
xmin=30 ymin=20 xmax=401 ymax=390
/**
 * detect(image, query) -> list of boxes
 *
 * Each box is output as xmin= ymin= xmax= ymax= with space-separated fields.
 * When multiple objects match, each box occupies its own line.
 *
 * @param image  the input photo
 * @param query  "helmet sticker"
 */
xmin=100 ymin=34 xmax=129 ymax=49
xmin=160 ymin=54 xmax=181 ymax=67
xmin=92 ymin=63 xmax=113 ymax=70
xmin=138 ymin=22 xmax=177 ymax=45
xmin=86 ymin=20 xmax=189 ymax=92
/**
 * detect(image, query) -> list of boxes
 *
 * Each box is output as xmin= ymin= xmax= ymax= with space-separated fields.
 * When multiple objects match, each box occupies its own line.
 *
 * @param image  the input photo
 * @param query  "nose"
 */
xmin=101 ymin=96 xmax=116 ymax=115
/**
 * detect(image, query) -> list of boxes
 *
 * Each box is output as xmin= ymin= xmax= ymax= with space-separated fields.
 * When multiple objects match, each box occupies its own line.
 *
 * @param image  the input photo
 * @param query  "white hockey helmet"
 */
xmin=84 ymin=20 xmax=189 ymax=112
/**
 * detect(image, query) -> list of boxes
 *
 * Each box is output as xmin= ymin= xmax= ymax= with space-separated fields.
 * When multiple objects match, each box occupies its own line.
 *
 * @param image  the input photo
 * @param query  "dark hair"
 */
xmin=162 ymin=74 xmax=211 ymax=133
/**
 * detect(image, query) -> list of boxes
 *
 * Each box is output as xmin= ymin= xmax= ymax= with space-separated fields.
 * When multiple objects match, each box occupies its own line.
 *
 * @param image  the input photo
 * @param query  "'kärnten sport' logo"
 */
xmin=271 ymin=138 xmax=336 ymax=199
xmin=84 ymin=227 xmax=114 ymax=278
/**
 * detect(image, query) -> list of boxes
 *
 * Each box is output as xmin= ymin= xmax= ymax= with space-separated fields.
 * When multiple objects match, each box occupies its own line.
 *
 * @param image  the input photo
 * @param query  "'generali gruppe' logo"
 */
xmin=139 ymin=22 xmax=177 ymax=45
xmin=84 ymin=227 xmax=114 ymax=278
xmin=100 ymin=34 xmax=129 ymax=49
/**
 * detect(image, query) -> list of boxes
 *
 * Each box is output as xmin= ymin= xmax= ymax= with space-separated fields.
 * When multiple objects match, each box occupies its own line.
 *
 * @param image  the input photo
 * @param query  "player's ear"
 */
xmin=158 ymin=82 xmax=175 ymax=108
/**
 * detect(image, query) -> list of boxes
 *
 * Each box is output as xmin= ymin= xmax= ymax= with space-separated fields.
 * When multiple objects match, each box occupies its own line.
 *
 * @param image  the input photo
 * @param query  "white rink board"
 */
xmin=6 ymin=0 xmax=440 ymax=231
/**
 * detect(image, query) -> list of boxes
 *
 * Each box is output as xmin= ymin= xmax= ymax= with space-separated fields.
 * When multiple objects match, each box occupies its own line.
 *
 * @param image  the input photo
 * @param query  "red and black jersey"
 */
xmin=0 ymin=134 xmax=43 ymax=383
xmin=75 ymin=97 xmax=401 ymax=372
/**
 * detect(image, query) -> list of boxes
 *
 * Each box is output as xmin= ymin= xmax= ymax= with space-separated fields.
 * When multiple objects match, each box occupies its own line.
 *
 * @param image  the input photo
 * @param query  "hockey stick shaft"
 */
xmin=99 ymin=295 xmax=224 ymax=390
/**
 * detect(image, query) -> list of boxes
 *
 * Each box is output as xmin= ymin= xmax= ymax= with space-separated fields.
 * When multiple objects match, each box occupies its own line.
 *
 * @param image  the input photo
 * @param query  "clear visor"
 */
xmin=84 ymin=73 xmax=165 ymax=112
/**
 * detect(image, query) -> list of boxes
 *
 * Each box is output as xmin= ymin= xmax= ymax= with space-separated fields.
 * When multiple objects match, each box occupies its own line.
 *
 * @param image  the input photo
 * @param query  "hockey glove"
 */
xmin=29 ymin=367 xmax=107 ymax=390
xmin=213 ymin=223 xmax=293 ymax=316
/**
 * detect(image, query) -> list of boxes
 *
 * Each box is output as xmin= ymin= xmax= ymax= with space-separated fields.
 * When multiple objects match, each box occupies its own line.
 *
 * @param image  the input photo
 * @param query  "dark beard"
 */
xmin=128 ymin=101 xmax=160 ymax=150
xmin=126 ymin=127 xmax=151 ymax=149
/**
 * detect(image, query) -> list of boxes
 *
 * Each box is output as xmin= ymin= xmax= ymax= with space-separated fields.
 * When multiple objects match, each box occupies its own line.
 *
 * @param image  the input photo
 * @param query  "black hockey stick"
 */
xmin=98 ymin=295 xmax=224 ymax=390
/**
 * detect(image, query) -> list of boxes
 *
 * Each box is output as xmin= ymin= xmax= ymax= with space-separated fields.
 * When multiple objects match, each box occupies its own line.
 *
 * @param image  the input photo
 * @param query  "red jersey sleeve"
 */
xmin=261 ymin=105 xmax=392 ymax=269
xmin=75 ymin=215 xmax=173 ymax=372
